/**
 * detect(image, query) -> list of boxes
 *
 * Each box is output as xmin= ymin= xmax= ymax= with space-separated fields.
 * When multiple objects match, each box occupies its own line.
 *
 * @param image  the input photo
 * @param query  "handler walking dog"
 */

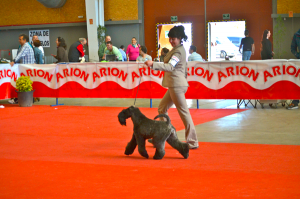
xmin=118 ymin=106 xmax=189 ymax=160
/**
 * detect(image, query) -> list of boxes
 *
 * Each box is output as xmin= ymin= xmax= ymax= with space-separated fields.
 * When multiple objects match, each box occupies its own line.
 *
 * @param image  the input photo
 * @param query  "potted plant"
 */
xmin=15 ymin=76 xmax=34 ymax=107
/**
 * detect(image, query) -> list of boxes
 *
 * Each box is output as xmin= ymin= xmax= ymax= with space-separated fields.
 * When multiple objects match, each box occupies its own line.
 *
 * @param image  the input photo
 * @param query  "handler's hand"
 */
xmin=51 ymin=54 xmax=56 ymax=58
xmin=10 ymin=62 xmax=15 ymax=67
xmin=144 ymin=60 xmax=153 ymax=68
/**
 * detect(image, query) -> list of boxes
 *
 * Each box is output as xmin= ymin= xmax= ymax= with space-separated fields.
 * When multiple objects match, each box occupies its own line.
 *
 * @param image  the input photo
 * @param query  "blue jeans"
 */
xmin=242 ymin=51 xmax=252 ymax=60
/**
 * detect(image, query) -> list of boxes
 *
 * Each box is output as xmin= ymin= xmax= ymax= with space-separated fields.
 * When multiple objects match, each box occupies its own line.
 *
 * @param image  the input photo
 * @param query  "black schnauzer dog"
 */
xmin=118 ymin=106 xmax=189 ymax=160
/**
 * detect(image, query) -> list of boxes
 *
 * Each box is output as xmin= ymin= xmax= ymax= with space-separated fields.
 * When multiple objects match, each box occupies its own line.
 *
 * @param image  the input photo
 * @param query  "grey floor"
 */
xmin=1 ymin=98 xmax=299 ymax=145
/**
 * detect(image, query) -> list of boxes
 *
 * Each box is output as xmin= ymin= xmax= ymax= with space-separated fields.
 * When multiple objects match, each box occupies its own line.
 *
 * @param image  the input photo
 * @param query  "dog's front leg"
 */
xmin=135 ymin=133 xmax=149 ymax=159
xmin=125 ymin=133 xmax=137 ymax=155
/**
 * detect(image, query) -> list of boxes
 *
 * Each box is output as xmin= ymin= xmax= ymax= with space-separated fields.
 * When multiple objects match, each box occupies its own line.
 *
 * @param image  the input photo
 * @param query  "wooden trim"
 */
xmin=0 ymin=22 xmax=87 ymax=30
xmin=271 ymin=13 xmax=300 ymax=18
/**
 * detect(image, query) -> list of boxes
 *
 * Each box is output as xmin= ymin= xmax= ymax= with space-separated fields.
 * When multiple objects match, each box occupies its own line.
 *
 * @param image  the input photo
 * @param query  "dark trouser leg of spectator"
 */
xmin=287 ymin=100 xmax=299 ymax=110
xmin=292 ymin=100 xmax=299 ymax=106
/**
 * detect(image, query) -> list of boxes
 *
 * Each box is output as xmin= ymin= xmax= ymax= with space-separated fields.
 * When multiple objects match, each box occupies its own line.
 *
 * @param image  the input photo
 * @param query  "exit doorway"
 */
xmin=207 ymin=20 xmax=245 ymax=61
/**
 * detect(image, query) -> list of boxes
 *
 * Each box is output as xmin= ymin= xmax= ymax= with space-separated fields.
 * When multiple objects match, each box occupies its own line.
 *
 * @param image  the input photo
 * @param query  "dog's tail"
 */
xmin=154 ymin=114 xmax=170 ymax=125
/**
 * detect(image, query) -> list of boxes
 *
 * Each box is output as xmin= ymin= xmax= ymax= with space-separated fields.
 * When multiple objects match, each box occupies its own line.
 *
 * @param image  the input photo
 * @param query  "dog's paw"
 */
xmin=139 ymin=152 xmax=149 ymax=159
xmin=180 ymin=143 xmax=189 ymax=159
xmin=125 ymin=148 xmax=135 ymax=155
xmin=142 ymin=153 xmax=149 ymax=159
xmin=153 ymin=155 xmax=164 ymax=160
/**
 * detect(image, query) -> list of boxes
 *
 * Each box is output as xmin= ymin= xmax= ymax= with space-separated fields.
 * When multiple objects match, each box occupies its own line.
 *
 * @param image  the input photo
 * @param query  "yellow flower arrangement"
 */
xmin=16 ymin=76 xmax=33 ymax=92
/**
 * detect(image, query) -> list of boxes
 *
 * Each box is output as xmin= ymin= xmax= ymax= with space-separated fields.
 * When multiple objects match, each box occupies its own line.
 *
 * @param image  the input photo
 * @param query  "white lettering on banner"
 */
xmin=0 ymin=65 xmax=19 ymax=83
xmin=29 ymin=30 xmax=50 ymax=47
xmin=186 ymin=60 xmax=300 ymax=90
xmin=55 ymin=63 xmax=164 ymax=89
xmin=1 ymin=61 xmax=300 ymax=94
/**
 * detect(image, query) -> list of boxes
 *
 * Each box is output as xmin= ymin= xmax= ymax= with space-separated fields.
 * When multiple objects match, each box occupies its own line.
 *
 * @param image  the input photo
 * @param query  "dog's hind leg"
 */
xmin=166 ymin=133 xmax=189 ymax=159
xmin=125 ymin=133 xmax=137 ymax=155
xmin=153 ymin=142 xmax=166 ymax=160
xmin=135 ymin=134 xmax=149 ymax=159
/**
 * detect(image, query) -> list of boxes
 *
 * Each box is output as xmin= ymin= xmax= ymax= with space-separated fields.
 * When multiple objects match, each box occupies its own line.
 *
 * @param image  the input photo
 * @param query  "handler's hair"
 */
xmin=244 ymin=29 xmax=249 ymax=36
xmin=79 ymin=38 xmax=86 ymax=42
xmin=168 ymin=25 xmax=188 ymax=43
xmin=106 ymin=41 xmax=113 ymax=45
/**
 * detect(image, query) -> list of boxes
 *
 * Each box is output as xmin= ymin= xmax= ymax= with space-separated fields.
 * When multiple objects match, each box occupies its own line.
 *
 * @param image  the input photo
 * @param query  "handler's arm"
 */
xmin=152 ymin=52 xmax=181 ymax=72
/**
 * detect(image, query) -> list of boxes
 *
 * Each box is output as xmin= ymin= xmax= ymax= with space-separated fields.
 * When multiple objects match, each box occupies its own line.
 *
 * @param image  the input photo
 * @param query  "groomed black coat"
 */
xmin=118 ymin=106 xmax=189 ymax=160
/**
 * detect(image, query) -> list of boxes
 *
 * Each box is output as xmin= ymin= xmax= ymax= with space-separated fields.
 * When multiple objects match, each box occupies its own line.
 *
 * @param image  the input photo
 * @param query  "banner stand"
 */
xmin=49 ymin=63 xmax=65 ymax=107
xmin=50 ymin=98 xmax=64 ymax=107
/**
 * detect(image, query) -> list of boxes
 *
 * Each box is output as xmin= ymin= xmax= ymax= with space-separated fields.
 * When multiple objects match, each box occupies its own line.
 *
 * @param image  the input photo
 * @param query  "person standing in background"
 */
xmin=126 ymin=37 xmax=140 ymax=61
xmin=261 ymin=29 xmax=274 ymax=60
xmin=119 ymin=45 xmax=127 ymax=61
xmin=160 ymin=47 xmax=169 ymax=62
xmin=9 ymin=34 xmax=35 ymax=104
xmin=68 ymin=38 xmax=87 ymax=62
xmin=32 ymin=35 xmax=44 ymax=57
xmin=136 ymin=46 xmax=152 ymax=62
xmin=188 ymin=45 xmax=203 ymax=61
xmin=99 ymin=36 xmax=111 ymax=60
xmin=51 ymin=37 xmax=69 ymax=63
xmin=32 ymin=39 xmax=43 ymax=103
xmin=239 ymin=29 xmax=255 ymax=60
xmin=102 ymin=41 xmax=123 ymax=61
xmin=286 ymin=28 xmax=300 ymax=110
xmin=33 ymin=40 xmax=43 ymax=64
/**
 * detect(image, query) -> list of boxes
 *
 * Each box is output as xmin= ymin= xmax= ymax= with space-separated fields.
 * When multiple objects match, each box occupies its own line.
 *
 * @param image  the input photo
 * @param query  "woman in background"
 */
xmin=33 ymin=40 xmax=44 ymax=64
xmin=126 ymin=37 xmax=140 ymax=61
xmin=261 ymin=29 xmax=274 ymax=60
xmin=51 ymin=37 xmax=69 ymax=63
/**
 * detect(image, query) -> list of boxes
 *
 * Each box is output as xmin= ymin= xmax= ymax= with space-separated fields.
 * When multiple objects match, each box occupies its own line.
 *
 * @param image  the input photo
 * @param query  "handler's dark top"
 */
xmin=241 ymin=37 xmax=254 ymax=51
xmin=261 ymin=39 xmax=273 ymax=60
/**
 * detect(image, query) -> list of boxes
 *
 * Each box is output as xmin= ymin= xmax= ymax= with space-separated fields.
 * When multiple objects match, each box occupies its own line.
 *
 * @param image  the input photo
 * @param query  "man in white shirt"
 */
xmin=188 ymin=45 xmax=203 ymax=61
xmin=32 ymin=35 xmax=44 ymax=57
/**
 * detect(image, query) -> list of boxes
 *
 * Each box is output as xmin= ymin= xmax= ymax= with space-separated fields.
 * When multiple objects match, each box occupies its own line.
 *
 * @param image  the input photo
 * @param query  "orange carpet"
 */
xmin=0 ymin=105 xmax=299 ymax=198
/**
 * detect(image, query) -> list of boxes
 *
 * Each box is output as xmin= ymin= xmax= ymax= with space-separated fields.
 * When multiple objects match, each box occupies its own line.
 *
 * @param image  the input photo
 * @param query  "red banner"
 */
xmin=1 ymin=60 xmax=300 ymax=99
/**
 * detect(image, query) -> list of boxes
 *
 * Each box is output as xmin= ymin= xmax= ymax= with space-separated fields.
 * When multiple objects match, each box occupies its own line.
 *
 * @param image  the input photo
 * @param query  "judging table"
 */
xmin=1 ymin=60 xmax=300 ymax=106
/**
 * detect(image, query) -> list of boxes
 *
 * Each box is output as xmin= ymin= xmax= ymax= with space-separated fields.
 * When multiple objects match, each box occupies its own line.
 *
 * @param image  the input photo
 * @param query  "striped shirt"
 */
xmin=188 ymin=52 xmax=203 ymax=61
xmin=14 ymin=42 xmax=35 ymax=64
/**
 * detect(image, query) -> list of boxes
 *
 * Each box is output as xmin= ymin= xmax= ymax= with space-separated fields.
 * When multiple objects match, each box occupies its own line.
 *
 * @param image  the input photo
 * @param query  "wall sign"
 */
xmin=171 ymin=16 xmax=178 ymax=22
xmin=222 ymin=14 xmax=230 ymax=19
xmin=29 ymin=30 xmax=50 ymax=47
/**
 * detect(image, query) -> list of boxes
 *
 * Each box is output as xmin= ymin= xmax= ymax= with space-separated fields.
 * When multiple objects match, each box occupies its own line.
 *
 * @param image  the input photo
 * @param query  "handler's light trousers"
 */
xmin=158 ymin=86 xmax=199 ymax=148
